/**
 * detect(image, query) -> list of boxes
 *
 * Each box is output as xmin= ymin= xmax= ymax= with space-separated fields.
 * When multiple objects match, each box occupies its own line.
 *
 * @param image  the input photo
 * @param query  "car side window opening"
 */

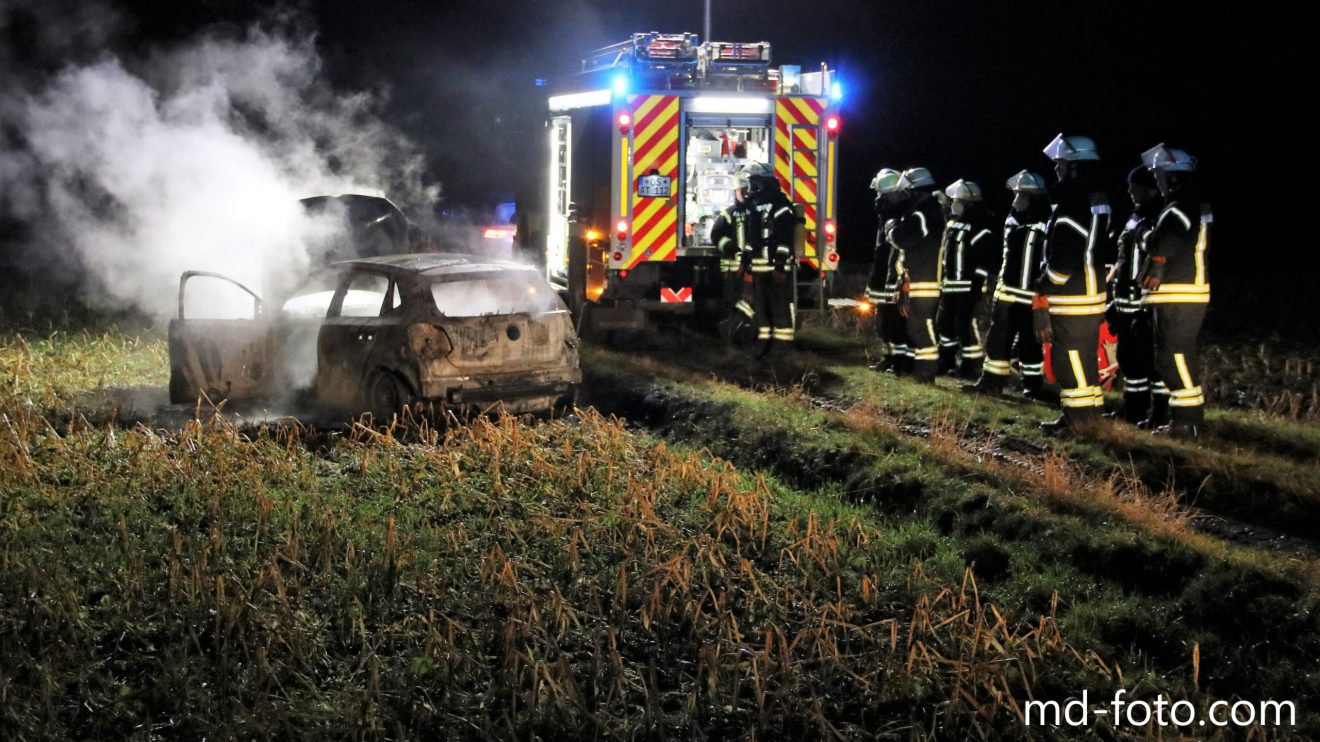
xmin=333 ymin=271 xmax=392 ymax=318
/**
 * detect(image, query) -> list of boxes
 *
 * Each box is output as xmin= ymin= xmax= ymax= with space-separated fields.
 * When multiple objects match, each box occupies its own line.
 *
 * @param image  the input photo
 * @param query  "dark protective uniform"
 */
xmin=1108 ymin=202 xmax=1160 ymax=422
xmin=1145 ymin=195 xmax=1211 ymax=428
xmin=866 ymin=217 xmax=911 ymax=370
xmin=890 ymin=192 xmax=947 ymax=382
xmin=936 ymin=208 xmax=999 ymax=376
xmin=748 ymin=182 xmax=797 ymax=355
xmin=1040 ymin=188 xmax=1111 ymax=420
xmin=982 ymin=206 xmax=1048 ymax=390
xmin=710 ymin=199 xmax=756 ymax=334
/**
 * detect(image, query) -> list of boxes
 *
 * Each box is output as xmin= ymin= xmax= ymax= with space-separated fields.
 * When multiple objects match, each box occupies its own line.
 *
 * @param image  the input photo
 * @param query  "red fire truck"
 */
xmin=544 ymin=32 xmax=842 ymax=331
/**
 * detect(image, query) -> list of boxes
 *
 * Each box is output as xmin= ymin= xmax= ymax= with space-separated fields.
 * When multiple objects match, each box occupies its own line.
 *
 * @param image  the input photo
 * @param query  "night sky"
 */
xmin=6 ymin=0 xmax=1310 ymax=328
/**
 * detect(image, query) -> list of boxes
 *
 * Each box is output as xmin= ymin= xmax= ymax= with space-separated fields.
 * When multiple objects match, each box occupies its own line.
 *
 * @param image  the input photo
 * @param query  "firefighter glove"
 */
xmin=1140 ymin=255 xmax=1167 ymax=290
xmin=1032 ymin=294 xmax=1052 ymax=344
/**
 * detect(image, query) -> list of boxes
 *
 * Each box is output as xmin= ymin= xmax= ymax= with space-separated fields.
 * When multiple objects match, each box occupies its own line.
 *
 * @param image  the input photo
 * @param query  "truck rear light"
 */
xmin=618 ymin=269 xmax=629 ymax=279
xmin=825 ymin=115 xmax=840 ymax=137
xmin=824 ymin=221 xmax=837 ymax=243
xmin=612 ymin=251 xmax=623 ymax=261
xmin=618 ymin=112 xmax=631 ymax=133
xmin=616 ymin=219 xmax=629 ymax=241
xmin=827 ymin=252 xmax=839 ymax=263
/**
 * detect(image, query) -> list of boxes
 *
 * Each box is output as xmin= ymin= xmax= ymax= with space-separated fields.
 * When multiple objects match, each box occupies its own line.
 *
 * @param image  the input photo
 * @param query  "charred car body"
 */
xmin=168 ymin=254 xmax=581 ymax=417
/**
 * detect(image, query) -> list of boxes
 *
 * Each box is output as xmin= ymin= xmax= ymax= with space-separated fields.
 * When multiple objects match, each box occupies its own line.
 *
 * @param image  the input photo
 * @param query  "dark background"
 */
xmin=4 ymin=0 xmax=1311 ymax=334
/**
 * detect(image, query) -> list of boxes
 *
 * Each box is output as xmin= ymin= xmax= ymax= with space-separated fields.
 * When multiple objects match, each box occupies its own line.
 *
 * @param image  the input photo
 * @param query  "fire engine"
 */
xmin=544 ymin=32 xmax=842 ymax=331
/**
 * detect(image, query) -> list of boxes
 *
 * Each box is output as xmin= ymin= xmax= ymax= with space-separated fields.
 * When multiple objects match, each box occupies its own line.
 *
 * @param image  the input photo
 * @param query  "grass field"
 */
xmin=1 ymin=325 xmax=1316 ymax=738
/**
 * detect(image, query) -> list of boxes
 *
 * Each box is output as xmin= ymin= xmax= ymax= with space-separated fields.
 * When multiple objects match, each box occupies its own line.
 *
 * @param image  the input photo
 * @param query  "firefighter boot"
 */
xmin=962 ymin=374 xmax=1005 ymax=396
xmin=1122 ymin=389 xmax=1152 ymax=425
xmin=1138 ymin=394 xmax=1171 ymax=430
xmin=1022 ymin=374 xmax=1046 ymax=399
xmin=1040 ymin=408 xmax=1097 ymax=437
xmin=937 ymin=345 xmax=958 ymax=376
xmin=957 ymin=357 xmax=982 ymax=380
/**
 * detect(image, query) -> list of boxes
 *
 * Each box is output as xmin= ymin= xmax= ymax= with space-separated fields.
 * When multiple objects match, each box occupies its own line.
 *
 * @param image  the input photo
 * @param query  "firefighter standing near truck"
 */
xmin=888 ymin=170 xmax=948 ymax=383
xmin=936 ymin=180 xmax=1000 ymax=378
xmin=711 ymin=171 xmax=756 ymax=344
xmin=1035 ymin=134 xmax=1112 ymax=433
xmin=1139 ymin=144 xmax=1211 ymax=437
xmin=965 ymin=170 xmax=1050 ymax=397
xmin=741 ymin=162 xmax=797 ymax=358
xmin=1107 ymin=165 xmax=1162 ymax=423
xmin=866 ymin=168 xmax=911 ymax=374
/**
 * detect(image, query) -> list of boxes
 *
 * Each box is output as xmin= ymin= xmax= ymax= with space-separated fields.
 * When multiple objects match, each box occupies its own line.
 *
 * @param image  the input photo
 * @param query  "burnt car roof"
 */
xmin=333 ymin=253 xmax=536 ymax=278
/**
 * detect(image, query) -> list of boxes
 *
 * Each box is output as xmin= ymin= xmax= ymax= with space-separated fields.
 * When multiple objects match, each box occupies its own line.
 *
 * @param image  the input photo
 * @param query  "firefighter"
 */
xmin=1035 ymin=134 xmax=1112 ymax=433
xmin=965 ymin=170 xmax=1049 ymax=396
xmin=866 ymin=168 xmax=910 ymax=374
xmin=1107 ymin=165 xmax=1162 ymax=423
xmin=711 ymin=171 xmax=756 ymax=344
xmin=1140 ymin=144 xmax=1211 ymax=437
xmin=888 ymin=170 xmax=947 ymax=383
xmin=741 ymin=161 xmax=797 ymax=358
xmin=936 ymin=180 xmax=999 ymax=378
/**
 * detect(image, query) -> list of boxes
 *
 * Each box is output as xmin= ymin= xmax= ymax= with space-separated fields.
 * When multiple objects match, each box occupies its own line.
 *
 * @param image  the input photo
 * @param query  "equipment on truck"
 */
xmin=544 ymin=32 xmax=842 ymax=332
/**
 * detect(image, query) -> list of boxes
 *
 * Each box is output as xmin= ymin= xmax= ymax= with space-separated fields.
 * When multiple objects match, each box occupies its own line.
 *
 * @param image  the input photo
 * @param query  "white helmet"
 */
xmin=739 ymin=161 xmax=774 ymax=179
xmin=870 ymin=168 xmax=902 ymax=192
xmin=1005 ymin=169 xmax=1047 ymax=193
xmin=871 ymin=167 xmax=902 ymax=190
xmin=1043 ymin=133 xmax=1100 ymax=161
xmin=944 ymin=179 xmax=983 ymax=201
xmin=732 ymin=171 xmax=750 ymax=189
xmin=1141 ymin=143 xmax=1197 ymax=172
xmin=902 ymin=167 xmax=936 ymax=189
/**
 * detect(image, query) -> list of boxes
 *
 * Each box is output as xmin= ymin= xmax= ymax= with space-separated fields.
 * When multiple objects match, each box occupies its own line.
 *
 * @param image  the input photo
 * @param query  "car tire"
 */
xmin=365 ymin=370 xmax=413 ymax=421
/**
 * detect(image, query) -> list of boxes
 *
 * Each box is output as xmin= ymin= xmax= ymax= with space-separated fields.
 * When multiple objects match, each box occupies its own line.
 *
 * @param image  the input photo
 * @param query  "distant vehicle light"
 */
xmin=857 ymin=300 xmax=872 ymax=314
xmin=483 ymin=226 xmax=517 ymax=239
xmin=586 ymin=229 xmax=602 ymax=241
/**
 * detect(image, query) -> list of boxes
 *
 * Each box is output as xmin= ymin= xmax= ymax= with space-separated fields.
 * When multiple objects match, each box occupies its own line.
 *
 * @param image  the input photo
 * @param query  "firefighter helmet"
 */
xmin=870 ymin=168 xmax=903 ymax=193
xmin=1141 ymin=143 xmax=1196 ymax=172
xmin=945 ymin=179 xmax=983 ymax=201
xmin=902 ymin=167 xmax=936 ymax=189
xmin=1043 ymin=133 xmax=1100 ymax=161
xmin=739 ymin=161 xmax=774 ymax=179
xmin=732 ymin=171 xmax=750 ymax=190
xmin=1005 ymin=169 xmax=1047 ymax=193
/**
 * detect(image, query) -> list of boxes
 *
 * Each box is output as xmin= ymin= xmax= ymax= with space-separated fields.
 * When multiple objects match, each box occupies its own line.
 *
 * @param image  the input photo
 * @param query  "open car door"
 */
xmin=168 ymin=271 xmax=271 ymax=404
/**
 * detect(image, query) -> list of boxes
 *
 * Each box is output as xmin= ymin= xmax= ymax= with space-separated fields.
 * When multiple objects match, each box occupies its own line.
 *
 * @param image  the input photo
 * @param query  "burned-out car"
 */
xmin=168 ymin=254 xmax=581 ymax=416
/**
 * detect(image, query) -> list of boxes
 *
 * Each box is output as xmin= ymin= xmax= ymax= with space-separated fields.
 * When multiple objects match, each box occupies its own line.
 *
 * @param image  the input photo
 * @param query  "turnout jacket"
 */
xmin=1039 ymin=189 xmax=1111 ymax=315
xmin=940 ymin=211 xmax=999 ymax=295
xmin=1110 ymin=203 xmax=1160 ymax=314
xmin=1144 ymin=193 xmax=1211 ymax=305
xmin=866 ymin=220 xmax=900 ymax=302
xmin=996 ymin=210 xmax=1048 ymax=305
xmin=891 ymin=192 xmax=947 ymax=299
xmin=748 ymin=190 xmax=797 ymax=272
xmin=710 ymin=200 xmax=754 ymax=272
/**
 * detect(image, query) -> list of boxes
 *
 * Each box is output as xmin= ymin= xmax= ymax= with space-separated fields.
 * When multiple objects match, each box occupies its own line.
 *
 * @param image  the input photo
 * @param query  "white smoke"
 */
xmin=2 ymin=19 xmax=439 ymax=317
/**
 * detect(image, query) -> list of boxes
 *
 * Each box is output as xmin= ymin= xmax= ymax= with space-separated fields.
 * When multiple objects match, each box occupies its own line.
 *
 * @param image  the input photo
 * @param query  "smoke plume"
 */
xmin=0 ymin=7 xmax=439 ymax=318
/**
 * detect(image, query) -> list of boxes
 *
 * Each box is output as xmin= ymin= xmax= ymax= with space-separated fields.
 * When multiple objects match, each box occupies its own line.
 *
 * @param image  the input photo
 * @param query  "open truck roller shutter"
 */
xmin=774 ymin=96 xmax=837 ymax=271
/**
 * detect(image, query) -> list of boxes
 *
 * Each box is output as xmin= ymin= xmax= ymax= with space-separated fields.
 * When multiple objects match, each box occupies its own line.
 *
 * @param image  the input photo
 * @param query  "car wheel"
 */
xmin=365 ymin=370 xmax=412 ymax=420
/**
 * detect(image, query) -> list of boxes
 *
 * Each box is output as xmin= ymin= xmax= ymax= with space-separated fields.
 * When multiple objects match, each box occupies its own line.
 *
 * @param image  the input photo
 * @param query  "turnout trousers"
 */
xmin=1049 ymin=311 xmax=1105 ymax=421
xmin=1152 ymin=303 xmax=1206 ymax=426
xmin=904 ymin=296 xmax=942 ymax=382
xmin=1110 ymin=309 xmax=1155 ymax=423
xmin=983 ymin=300 xmax=1044 ymax=386
xmin=752 ymin=270 xmax=795 ymax=354
xmin=936 ymin=291 xmax=986 ymax=373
